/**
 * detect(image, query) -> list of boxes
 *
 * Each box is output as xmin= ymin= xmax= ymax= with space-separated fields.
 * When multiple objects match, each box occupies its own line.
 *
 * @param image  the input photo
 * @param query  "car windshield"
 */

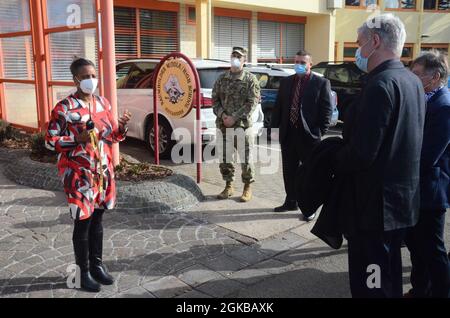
xmin=311 ymin=67 xmax=326 ymax=76
xmin=198 ymin=68 xmax=228 ymax=89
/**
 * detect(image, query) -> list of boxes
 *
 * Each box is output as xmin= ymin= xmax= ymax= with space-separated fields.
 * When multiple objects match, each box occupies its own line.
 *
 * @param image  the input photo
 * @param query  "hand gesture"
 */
xmin=222 ymin=114 xmax=236 ymax=128
xmin=76 ymin=130 xmax=91 ymax=144
xmin=119 ymin=109 xmax=131 ymax=132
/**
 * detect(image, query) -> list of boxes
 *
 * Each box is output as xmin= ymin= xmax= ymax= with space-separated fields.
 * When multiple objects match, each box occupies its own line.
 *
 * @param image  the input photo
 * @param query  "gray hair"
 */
xmin=412 ymin=50 xmax=449 ymax=86
xmin=358 ymin=13 xmax=406 ymax=57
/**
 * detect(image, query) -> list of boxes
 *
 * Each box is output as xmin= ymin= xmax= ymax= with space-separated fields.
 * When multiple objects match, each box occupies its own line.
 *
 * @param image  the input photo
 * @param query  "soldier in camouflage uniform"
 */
xmin=212 ymin=47 xmax=261 ymax=202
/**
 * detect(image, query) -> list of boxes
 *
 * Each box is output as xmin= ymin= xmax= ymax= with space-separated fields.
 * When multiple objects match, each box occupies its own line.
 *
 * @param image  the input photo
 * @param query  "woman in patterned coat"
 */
xmin=45 ymin=58 xmax=131 ymax=292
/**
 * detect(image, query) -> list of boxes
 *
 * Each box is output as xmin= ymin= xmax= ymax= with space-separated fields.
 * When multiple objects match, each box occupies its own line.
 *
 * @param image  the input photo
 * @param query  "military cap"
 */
xmin=232 ymin=46 xmax=248 ymax=57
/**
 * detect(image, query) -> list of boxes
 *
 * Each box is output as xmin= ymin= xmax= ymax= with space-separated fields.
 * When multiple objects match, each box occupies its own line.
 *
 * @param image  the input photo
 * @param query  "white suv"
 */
xmin=116 ymin=59 xmax=264 ymax=159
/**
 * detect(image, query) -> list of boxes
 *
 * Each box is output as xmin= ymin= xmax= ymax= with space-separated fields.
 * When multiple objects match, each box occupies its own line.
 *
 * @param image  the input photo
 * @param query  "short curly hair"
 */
xmin=70 ymin=57 xmax=95 ymax=77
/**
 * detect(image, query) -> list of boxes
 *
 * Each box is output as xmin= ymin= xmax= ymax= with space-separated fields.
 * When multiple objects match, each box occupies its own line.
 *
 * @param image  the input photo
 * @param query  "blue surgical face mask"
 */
xmin=294 ymin=64 xmax=308 ymax=75
xmin=355 ymin=39 xmax=376 ymax=73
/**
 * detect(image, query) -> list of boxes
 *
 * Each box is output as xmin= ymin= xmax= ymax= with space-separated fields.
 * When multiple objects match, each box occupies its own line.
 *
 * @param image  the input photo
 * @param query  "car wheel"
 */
xmin=146 ymin=117 xmax=175 ymax=160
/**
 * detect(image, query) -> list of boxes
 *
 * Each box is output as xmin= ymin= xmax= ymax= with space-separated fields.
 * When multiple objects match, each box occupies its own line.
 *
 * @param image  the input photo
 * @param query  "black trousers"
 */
xmin=73 ymin=209 xmax=104 ymax=241
xmin=405 ymin=209 xmax=450 ymax=298
xmin=347 ymin=229 xmax=406 ymax=298
xmin=281 ymin=129 xmax=316 ymax=203
xmin=72 ymin=209 xmax=104 ymax=269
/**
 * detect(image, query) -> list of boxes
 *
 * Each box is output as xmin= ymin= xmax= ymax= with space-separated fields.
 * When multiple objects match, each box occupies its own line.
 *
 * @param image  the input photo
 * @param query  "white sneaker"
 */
xmin=303 ymin=213 xmax=316 ymax=222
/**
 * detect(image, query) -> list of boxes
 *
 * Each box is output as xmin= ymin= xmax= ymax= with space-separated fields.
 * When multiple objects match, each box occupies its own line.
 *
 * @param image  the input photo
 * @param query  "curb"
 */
xmin=0 ymin=148 xmax=204 ymax=213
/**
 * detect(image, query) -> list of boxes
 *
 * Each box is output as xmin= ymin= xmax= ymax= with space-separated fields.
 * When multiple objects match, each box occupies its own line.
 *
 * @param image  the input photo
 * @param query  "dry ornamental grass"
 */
xmin=0 ymin=138 xmax=31 ymax=149
xmin=114 ymin=156 xmax=173 ymax=181
xmin=0 ymin=123 xmax=173 ymax=182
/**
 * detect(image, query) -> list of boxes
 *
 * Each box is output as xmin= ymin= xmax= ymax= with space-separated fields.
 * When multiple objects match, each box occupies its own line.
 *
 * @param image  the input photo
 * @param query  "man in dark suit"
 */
xmin=334 ymin=14 xmax=425 ymax=297
xmin=405 ymin=50 xmax=450 ymax=298
xmin=271 ymin=50 xmax=333 ymax=220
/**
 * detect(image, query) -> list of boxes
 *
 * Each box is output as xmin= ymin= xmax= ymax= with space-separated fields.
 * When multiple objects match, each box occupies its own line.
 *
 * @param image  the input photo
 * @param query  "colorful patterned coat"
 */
xmin=45 ymin=93 xmax=127 ymax=220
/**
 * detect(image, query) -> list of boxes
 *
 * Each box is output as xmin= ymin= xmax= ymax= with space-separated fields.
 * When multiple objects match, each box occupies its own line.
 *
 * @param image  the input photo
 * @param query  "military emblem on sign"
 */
xmin=164 ymin=75 xmax=185 ymax=104
xmin=156 ymin=58 xmax=194 ymax=119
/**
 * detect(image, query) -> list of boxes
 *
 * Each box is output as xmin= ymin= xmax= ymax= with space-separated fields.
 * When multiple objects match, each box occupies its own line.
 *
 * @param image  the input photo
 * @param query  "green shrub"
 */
xmin=0 ymin=120 xmax=10 ymax=142
xmin=0 ymin=120 xmax=28 ymax=142
xmin=30 ymin=132 xmax=54 ymax=156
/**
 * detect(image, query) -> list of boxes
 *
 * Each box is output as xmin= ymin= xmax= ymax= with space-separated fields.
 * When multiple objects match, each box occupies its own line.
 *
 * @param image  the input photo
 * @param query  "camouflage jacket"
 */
xmin=212 ymin=69 xmax=261 ymax=130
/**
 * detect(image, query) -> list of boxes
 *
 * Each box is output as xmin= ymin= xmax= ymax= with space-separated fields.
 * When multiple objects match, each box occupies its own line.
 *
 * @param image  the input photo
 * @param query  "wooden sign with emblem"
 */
xmin=155 ymin=58 xmax=195 ymax=119
xmin=152 ymin=53 xmax=202 ymax=184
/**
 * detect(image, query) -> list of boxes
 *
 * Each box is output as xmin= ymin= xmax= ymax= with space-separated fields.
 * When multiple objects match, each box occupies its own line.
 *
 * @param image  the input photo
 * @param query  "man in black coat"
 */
xmin=271 ymin=50 xmax=333 ymax=219
xmin=335 ymin=14 xmax=426 ymax=298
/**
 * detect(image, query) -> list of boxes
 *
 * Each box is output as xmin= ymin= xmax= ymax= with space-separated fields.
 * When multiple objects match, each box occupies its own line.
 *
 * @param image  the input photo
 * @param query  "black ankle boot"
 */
xmin=90 ymin=263 xmax=114 ymax=285
xmin=73 ymin=239 xmax=101 ymax=292
xmin=89 ymin=229 xmax=114 ymax=285
xmin=274 ymin=200 xmax=298 ymax=212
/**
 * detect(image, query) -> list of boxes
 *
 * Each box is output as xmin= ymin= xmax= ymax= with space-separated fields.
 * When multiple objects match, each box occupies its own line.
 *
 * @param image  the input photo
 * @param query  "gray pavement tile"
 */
xmin=196 ymin=278 xmax=246 ymax=298
xmin=256 ymin=233 xmax=308 ymax=256
xmin=73 ymin=290 xmax=99 ymax=298
xmin=274 ymin=241 xmax=348 ymax=266
xmin=225 ymin=245 xmax=270 ymax=265
xmin=227 ymin=268 xmax=270 ymax=286
xmin=227 ymin=262 xmax=351 ymax=298
xmin=170 ymin=258 xmax=199 ymax=273
xmin=177 ymin=264 xmax=225 ymax=287
xmin=200 ymin=254 xmax=247 ymax=276
xmin=116 ymin=274 xmax=141 ymax=292
xmin=27 ymin=284 xmax=53 ymax=298
xmin=23 ymin=255 xmax=44 ymax=266
xmin=116 ymin=287 xmax=156 ymax=298
xmin=247 ymin=258 xmax=295 ymax=275
xmin=142 ymin=276 xmax=192 ymax=298
xmin=175 ymin=289 xmax=213 ymax=298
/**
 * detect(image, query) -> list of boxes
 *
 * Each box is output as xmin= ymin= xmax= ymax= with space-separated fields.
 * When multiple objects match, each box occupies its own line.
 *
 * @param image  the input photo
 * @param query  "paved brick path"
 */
xmin=1 ymin=126 xmax=448 ymax=298
xmin=0 ymin=165 xmax=330 ymax=298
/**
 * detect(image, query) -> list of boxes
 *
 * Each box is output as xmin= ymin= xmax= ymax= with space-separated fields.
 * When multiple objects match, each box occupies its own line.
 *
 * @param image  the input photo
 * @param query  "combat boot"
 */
xmin=217 ymin=181 xmax=234 ymax=199
xmin=240 ymin=183 xmax=252 ymax=202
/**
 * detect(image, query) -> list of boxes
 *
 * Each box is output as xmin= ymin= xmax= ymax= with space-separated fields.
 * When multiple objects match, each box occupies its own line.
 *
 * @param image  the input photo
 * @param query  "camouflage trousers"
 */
xmin=217 ymin=128 xmax=255 ymax=184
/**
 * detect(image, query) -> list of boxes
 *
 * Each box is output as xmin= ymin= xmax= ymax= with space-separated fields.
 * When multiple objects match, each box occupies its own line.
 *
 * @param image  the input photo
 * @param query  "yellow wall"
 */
xmin=306 ymin=14 xmax=336 ymax=63
xmin=422 ymin=13 xmax=450 ymax=44
xmin=4 ymin=85 xmax=38 ymax=128
xmin=335 ymin=5 xmax=450 ymax=61
xmin=335 ymin=9 xmax=421 ymax=43
xmin=179 ymin=4 xmax=197 ymax=58
xmin=335 ymin=9 xmax=450 ymax=44
xmin=174 ymin=0 xmax=450 ymax=64
xmin=205 ymin=0 xmax=329 ymax=14
xmin=196 ymin=0 xmax=209 ymax=58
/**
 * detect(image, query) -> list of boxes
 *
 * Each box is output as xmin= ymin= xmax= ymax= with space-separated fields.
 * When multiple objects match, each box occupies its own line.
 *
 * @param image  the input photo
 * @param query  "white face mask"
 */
xmin=77 ymin=77 xmax=98 ymax=95
xmin=419 ymin=75 xmax=434 ymax=92
xmin=231 ymin=58 xmax=241 ymax=69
